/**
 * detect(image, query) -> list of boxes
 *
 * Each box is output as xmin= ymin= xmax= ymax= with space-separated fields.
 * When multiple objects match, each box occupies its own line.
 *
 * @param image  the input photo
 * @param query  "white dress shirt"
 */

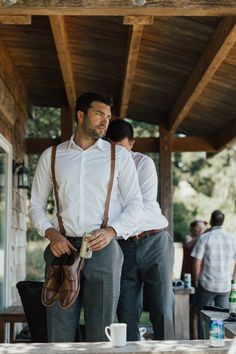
xmin=130 ymin=151 xmax=168 ymax=235
xmin=29 ymin=137 xmax=143 ymax=239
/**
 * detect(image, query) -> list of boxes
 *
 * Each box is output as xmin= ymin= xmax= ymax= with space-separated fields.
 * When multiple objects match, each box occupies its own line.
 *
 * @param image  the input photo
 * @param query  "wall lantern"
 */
xmin=0 ymin=161 xmax=4 ymax=189
xmin=13 ymin=160 xmax=29 ymax=189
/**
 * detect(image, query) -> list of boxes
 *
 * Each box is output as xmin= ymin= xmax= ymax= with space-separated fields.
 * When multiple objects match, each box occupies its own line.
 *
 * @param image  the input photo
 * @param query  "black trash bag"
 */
xmin=16 ymin=281 xmax=47 ymax=342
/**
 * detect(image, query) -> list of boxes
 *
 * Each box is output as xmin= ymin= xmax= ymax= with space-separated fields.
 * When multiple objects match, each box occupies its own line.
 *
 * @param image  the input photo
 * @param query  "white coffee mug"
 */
xmin=105 ymin=323 xmax=127 ymax=347
xmin=139 ymin=326 xmax=147 ymax=341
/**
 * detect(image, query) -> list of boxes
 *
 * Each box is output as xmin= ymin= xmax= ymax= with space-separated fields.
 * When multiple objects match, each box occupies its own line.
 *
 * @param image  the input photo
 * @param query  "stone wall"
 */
xmin=0 ymin=39 xmax=30 ymax=306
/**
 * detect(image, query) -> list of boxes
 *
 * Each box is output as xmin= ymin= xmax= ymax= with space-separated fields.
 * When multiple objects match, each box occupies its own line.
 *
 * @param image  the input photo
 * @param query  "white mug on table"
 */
xmin=139 ymin=326 xmax=147 ymax=341
xmin=105 ymin=323 xmax=127 ymax=347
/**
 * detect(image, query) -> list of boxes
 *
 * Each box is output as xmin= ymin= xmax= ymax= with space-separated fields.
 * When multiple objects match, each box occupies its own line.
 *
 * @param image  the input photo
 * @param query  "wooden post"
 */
xmin=60 ymin=105 xmax=73 ymax=142
xmin=159 ymin=126 xmax=173 ymax=237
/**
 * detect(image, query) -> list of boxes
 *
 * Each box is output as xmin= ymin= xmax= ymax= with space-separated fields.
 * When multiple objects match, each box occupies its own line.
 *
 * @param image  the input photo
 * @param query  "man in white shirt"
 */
xmin=29 ymin=92 xmax=143 ymax=342
xmin=191 ymin=210 xmax=236 ymax=338
xmin=106 ymin=119 xmax=175 ymax=340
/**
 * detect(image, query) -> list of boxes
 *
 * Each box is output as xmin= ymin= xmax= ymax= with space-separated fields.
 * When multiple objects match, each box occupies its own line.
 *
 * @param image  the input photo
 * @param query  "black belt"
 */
xmin=123 ymin=228 xmax=166 ymax=242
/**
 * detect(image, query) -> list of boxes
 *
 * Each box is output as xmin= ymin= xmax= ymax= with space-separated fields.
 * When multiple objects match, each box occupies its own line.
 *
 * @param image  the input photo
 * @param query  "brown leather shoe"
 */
xmin=41 ymin=264 xmax=62 ymax=307
xmin=59 ymin=251 xmax=84 ymax=309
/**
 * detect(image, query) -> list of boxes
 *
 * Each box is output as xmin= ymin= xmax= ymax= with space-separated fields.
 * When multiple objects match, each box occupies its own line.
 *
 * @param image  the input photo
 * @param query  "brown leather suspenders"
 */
xmin=51 ymin=143 xmax=116 ymax=235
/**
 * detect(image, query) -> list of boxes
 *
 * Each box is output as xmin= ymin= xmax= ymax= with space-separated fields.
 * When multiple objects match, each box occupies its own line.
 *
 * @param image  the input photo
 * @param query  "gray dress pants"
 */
xmin=196 ymin=283 xmax=229 ymax=339
xmin=44 ymin=238 xmax=123 ymax=342
xmin=117 ymin=230 xmax=175 ymax=340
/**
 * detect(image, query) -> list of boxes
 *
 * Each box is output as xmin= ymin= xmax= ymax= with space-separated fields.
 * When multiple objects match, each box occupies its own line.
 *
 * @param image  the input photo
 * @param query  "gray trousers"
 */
xmin=44 ymin=238 xmax=123 ymax=342
xmin=196 ymin=283 xmax=229 ymax=339
xmin=117 ymin=230 xmax=175 ymax=340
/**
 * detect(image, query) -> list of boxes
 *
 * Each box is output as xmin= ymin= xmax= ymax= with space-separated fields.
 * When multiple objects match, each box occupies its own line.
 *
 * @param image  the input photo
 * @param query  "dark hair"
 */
xmin=210 ymin=210 xmax=225 ymax=226
xmin=190 ymin=220 xmax=207 ymax=228
xmin=106 ymin=119 xmax=134 ymax=142
xmin=75 ymin=92 xmax=113 ymax=121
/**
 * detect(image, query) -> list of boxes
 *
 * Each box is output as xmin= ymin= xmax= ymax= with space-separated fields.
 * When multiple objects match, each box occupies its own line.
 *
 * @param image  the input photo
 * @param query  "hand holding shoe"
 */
xmin=60 ymin=250 xmax=84 ymax=309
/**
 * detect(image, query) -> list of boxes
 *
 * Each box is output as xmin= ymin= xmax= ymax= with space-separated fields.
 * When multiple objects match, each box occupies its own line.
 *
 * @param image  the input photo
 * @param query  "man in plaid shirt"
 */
xmin=191 ymin=210 xmax=236 ymax=339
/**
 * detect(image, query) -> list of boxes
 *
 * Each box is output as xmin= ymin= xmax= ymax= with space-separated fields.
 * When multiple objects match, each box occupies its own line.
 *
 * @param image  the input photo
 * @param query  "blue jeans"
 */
xmin=196 ymin=283 xmax=229 ymax=339
xmin=44 ymin=238 xmax=123 ymax=342
xmin=117 ymin=230 xmax=175 ymax=340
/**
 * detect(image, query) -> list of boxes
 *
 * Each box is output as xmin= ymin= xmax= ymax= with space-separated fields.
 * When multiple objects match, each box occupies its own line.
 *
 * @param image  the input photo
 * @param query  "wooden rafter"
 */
xmin=216 ymin=117 xmax=236 ymax=150
xmin=1 ymin=1 xmax=236 ymax=16
xmin=49 ymin=15 xmax=76 ymax=110
xmin=168 ymin=17 xmax=236 ymax=134
xmin=120 ymin=16 xmax=153 ymax=118
xmin=0 ymin=15 xmax=31 ymax=24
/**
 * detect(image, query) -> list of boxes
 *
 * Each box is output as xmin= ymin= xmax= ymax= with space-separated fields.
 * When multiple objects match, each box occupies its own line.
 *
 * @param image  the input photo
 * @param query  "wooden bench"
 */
xmin=0 ymin=305 xmax=26 ymax=343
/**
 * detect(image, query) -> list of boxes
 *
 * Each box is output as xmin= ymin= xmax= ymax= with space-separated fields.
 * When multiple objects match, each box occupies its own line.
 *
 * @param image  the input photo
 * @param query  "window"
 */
xmin=0 ymin=133 xmax=12 ymax=308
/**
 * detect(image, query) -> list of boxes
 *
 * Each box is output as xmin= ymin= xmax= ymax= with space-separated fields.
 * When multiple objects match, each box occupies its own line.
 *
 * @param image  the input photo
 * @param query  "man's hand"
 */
xmin=45 ymin=228 xmax=77 ymax=257
xmin=88 ymin=226 xmax=117 ymax=251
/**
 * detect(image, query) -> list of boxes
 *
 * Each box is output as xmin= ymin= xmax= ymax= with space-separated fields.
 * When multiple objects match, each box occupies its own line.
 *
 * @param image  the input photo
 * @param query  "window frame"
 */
xmin=0 ymin=133 xmax=12 ymax=308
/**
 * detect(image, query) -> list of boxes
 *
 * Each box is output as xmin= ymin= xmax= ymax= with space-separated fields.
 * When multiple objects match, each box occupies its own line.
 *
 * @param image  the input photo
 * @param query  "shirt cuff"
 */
xmin=110 ymin=222 xmax=131 ymax=240
xmin=39 ymin=222 xmax=55 ymax=237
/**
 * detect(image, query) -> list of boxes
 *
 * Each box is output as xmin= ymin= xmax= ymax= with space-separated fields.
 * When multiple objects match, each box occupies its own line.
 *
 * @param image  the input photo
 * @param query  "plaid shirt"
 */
xmin=191 ymin=227 xmax=236 ymax=293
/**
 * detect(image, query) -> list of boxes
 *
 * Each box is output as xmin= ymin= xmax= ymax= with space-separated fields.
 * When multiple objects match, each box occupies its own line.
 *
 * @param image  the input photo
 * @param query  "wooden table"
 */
xmin=0 ymin=340 xmax=232 ymax=354
xmin=0 ymin=306 xmax=26 ymax=343
xmin=201 ymin=310 xmax=236 ymax=339
xmin=173 ymin=287 xmax=195 ymax=340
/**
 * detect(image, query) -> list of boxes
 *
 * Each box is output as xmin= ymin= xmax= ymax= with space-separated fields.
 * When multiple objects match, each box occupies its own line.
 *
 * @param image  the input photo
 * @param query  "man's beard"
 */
xmin=86 ymin=127 xmax=105 ymax=140
xmin=83 ymin=119 xmax=106 ymax=140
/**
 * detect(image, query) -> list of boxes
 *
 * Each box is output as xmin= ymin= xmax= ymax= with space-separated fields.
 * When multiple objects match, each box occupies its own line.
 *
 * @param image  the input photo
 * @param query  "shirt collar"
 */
xmin=68 ymin=135 xmax=105 ymax=151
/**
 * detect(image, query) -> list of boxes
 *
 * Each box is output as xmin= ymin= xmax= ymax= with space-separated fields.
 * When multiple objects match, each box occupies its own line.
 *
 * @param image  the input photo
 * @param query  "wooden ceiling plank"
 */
xmin=120 ymin=18 xmax=146 ymax=118
xmin=0 ymin=15 xmax=31 ymax=24
xmin=216 ymin=117 xmax=236 ymax=149
xmin=1 ymin=2 xmax=236 ymax=16
xmin=49 ymin=15 xmax=76 ymax=110
xmin=168 ymin=17 xmax=236 ymax=134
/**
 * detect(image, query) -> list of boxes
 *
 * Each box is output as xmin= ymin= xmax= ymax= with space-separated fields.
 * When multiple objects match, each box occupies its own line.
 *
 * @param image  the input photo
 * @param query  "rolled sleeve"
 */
xmin=29 ymin=148 xmax=54 ymax=237
xmin=110 ymin=149 xmax=143 ymax=238
xmin=191 ymin=238 xmax=205 ymax=260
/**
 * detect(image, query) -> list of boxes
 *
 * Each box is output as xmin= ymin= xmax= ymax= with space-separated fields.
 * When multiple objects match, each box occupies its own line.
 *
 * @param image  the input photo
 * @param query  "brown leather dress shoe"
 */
xmin=60 ymin=251 xmax=84 ymax=309
xmin=41 ymin=264 xmax=62 ymax=307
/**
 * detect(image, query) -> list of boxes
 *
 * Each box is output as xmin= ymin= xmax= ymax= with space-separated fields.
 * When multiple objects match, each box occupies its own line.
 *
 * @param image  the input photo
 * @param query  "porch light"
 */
xmin=0 ymin=161 xmax=4 ymax=189
xmin=13 ymin=160 xmax=29 ymax=189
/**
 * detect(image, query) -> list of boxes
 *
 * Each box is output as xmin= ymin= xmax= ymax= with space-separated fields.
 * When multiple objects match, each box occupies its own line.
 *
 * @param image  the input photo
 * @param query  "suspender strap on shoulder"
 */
xmin=51 ymin=145 xmax=66 ymax=236
xmin=101 ymin=143 xmax=116 ymax=228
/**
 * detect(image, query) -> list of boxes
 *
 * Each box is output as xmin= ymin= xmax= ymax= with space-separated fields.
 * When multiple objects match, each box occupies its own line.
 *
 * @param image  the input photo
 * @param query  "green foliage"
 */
xmin=27 ymin=107 xmax=61 ymax=138
xmin=173 ymin=203 xmax=195 ymax=242
xmin=26 ymin=240 xmax=48 ymax=281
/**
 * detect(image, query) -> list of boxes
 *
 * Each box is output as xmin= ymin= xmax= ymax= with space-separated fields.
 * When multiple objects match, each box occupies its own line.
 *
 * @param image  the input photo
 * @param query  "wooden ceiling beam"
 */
xmin=215 ymin=117 xmax=236 ymax=150
xmin=49 ymin=15 xmax=76 ymax=111
xmin=168 ymin=17 xmax=236 ymax=134
xmin=26 ymin=135 xmax=218 ymax=154
xmin=0 ymin=15 xmax=31 ymax=24
xmin=2 ymin=2 xmax=236 ymax=16
xmin=123 ymin=15 xmax=154 ymax=26
xmin=172 ymin=136 xmax=217 ymax=152
xmin=120 ymin=16 xmax=153 ymax=118
xmin=26 ymin=137 xmax=61 ymax=154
